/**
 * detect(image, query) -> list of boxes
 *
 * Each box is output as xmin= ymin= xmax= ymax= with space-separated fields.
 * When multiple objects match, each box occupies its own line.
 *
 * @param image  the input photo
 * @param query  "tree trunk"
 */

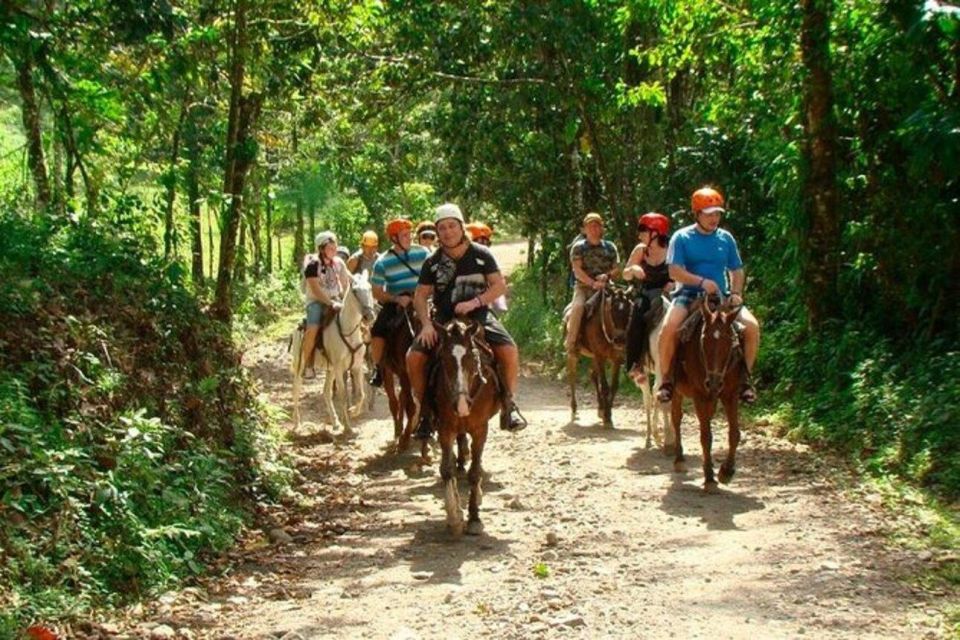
xmin=185 ymin=109 xmax=204 ymax=284
xmin=234 ymin=215 xmax=247 ymax=283
xmin=163 ymin=97 xmax=189 ymax=261
xmin=249 ymin=181 xmax=262 ymax=278
xmin=291 ymin=122 xmax=305 ymax=268
xmin=12 ymin=48 xmax=51 ymax=211
xmin=265 ymin=188 xmax=273 ymax=275
xmin=308 ymin=201 xmax=316 ymax=248
xmin=207 ymin=205 xmax=215 ymax=280
xmin=800 ymin=0 xmax=841 ymax=325
xmin=212 ymin=0 xmax=261 ymax=323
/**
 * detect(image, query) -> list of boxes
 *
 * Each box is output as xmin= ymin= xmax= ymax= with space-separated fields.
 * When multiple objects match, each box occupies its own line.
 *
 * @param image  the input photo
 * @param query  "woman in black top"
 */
xmin=623 ymin=213 xmax=673 ymax=384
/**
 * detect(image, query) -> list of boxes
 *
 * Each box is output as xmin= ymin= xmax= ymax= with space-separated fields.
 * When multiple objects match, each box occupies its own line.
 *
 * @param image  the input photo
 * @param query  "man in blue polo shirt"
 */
xmin=367 ymin=218 xmax=430 ymax=387
xmin=656 ymin=186 xmax=760 ymax=404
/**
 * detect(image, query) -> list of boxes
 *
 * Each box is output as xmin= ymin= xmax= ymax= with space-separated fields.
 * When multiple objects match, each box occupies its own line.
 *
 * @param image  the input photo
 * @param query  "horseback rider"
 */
xmin=623 ymin=212 xmax=673 ymax=384
xmin=465 ymin=221 xmax=493 ymax=247
xmin=407 ymin=203 xmax=527 ymax=439
xmin=301 ymin=231 xmax=351 ymax=379
xmin=565 ymin=212 xmax=621 ymax=354
xmin=367 ymin=218 xmax=431 ymax=388
xmin=347 ymin=230 xmax=381 ymax=275
xmin=656 ymin=187 xmax=760 ymax=404
xmin=415 ymin=220 xmax=438 ymax=252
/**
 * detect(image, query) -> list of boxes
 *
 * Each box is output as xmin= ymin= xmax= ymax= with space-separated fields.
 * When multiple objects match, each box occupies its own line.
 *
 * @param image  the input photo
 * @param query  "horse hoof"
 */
xmin=703 ymin=481 xmax=719 ymax=494
xmin=673 ymin=460 xmax=687 ymax=473
xmin=719 ymin=464 xmax=736 ymax=484
xmin=466 ymin=520 xmax=484 ymax=536
xmin=663 ymin=444 xmax=676 ymax=458
xmin=448 ymin=521 xmax=464 ymax=537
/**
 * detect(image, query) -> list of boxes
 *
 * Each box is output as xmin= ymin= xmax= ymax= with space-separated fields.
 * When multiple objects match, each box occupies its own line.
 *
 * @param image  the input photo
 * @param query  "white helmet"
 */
xmin=434 ymin=203 xmax=465 ymax=225
xmin=315 ymin=231 xmax=337 ymax=248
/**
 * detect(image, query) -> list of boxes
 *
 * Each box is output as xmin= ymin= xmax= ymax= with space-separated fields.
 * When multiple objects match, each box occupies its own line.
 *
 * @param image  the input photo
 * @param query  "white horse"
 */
xmin=291 ymin=271 xmax=376 ymax=432
xmin=635 ymin=294 xmax=675 ymax=453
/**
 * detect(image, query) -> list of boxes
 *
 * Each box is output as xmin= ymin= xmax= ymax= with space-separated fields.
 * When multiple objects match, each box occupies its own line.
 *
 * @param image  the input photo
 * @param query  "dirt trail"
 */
xmin=122 ymin=240 xmax=954 ymax=640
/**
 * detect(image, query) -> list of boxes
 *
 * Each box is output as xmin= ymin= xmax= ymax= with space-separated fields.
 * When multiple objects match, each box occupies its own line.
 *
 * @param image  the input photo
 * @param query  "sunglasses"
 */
xmin=419 ymin=232 xmax=437 ymax=240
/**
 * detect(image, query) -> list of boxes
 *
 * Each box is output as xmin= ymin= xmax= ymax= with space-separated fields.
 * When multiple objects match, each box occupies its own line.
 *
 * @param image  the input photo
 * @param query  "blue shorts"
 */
xmin=671 ymin=291 xmax=699 ymax=308
xmin=305 ymin=301 xmax=325 ymax=326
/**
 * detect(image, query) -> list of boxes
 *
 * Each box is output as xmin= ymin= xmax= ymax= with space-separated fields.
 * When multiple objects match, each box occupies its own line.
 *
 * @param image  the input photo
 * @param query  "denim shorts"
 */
xmin=671 ymin=291 xmax=699 ymax=308
xmin=305 ymin=301 xmax=325 ymax=326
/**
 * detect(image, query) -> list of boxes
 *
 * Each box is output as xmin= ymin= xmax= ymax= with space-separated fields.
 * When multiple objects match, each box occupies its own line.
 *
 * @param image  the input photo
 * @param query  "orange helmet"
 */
xmin=691 ymin=187 xmax=725 ymax=214
xmin=385 ymin=218 xmax=413 ymax=237
xmin=465 ymin=222 xmax=493 ymax=240
xmin=638 ymin=212 xmax=670 ymax=237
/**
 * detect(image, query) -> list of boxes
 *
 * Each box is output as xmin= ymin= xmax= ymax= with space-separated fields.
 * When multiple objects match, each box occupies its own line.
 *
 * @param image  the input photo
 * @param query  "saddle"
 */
xmin=677 ymin=296 xmax=745 ymax=344
xmin=583 ymin=288 xmax=604 ymax=321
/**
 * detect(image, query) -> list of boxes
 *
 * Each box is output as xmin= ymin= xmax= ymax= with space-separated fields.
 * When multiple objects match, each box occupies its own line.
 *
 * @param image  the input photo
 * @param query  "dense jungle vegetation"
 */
xmin=0 ymin=0 xmax=957 ymax=634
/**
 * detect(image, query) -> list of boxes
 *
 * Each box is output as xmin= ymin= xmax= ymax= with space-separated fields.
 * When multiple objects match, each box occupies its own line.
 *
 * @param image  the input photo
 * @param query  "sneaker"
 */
xmin=414 ymin=412 xmax=434 ymax=441
xmin=500 ymin=402 xmax=528 ymax=432
xmin=368 ymin=366 xmax=383 ymax=388
xmin=739 ymin=383 xmax=757 ymax=405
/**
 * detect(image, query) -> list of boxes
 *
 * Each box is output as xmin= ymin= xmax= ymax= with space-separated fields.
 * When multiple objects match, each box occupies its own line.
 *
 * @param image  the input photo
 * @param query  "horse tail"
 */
xmin=290 ymin=324 xmax=305 ymax=376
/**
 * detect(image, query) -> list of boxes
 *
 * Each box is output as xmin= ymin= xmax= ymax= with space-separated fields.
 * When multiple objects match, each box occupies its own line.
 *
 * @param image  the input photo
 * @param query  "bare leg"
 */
xmin=302 ymin=325 xmax=320 ymax=372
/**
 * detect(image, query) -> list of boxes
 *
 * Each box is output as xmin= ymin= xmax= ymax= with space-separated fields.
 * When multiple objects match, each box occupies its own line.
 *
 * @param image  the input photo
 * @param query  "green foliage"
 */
xmin=0 ymin=209 xmax=290 ymax=630
xmin=759 ymin=320 xmax=960 ymax=498
xmin=500 ymin=266 xmax=565 ymax=365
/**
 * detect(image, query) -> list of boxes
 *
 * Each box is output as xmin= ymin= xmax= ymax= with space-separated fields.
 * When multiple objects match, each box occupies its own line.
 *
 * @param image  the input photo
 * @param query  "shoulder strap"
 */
xmin=389 ymin=249 xmax=420 ymax=278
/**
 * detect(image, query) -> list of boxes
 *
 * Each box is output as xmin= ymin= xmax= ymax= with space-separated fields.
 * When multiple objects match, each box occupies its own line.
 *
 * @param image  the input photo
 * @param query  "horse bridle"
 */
xmin=698 ymin=300 xmax=743 ymax=395
xmin=599 ymin=287 xmax=632 ymax=347
xmin=443 ymin=333 xmax=494 ymax=409
xmin=336 ymin=285 xmax=371 ymax=359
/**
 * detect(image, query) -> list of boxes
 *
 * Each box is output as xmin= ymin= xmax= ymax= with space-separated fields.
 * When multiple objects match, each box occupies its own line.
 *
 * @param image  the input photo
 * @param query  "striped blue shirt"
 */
xmin=370 ymin=246 xmax=430 ymax=295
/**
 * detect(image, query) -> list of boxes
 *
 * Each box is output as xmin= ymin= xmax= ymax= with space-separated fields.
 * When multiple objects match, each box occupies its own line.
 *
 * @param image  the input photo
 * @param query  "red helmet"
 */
xmin=691 ymin=187 xmax=725 ymax=214
xmin=638 ymin=212 xmax=670 ymax=237
xmin=385 ymin=218 xmax=413 ymax=237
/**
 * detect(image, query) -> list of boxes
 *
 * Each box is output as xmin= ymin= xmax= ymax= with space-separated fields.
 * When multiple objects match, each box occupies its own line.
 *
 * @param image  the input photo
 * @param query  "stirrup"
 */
xmin=656 ymin=382 xmax=673 ymax=403
xmin=500 ymin=402 xmax=528 ymax=432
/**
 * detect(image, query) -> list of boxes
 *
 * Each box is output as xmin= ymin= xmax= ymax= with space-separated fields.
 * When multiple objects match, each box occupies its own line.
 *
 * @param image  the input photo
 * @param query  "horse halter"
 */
xmin=336 ymin=283 xmax=372 ymax=358
xmin=440 ymin=323 xmax=493 ymax=411
xmin=599 ymin=287 xmax=632 ymax=347
xmin=699 ymin=301 xmax=742 ymax=397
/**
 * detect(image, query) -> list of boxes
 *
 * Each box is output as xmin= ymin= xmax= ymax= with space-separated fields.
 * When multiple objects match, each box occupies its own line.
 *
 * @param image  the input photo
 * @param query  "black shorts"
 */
xmin=371 ymin=301 xmax=412 ymax=339
xmin=410 ymin=314 xmax=515 ymax=354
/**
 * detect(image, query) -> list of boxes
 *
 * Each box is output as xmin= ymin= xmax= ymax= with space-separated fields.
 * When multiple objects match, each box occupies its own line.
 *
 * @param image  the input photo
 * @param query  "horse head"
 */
xmin=699 ymin=296 xmax=742 ymax=398
xmin=349 ymin=270 xmax=377 ymax=323
xmin=602 ymin=284 xmax=634 ymax=347
xmin=435 ymin=319 xmax=492 ymax=418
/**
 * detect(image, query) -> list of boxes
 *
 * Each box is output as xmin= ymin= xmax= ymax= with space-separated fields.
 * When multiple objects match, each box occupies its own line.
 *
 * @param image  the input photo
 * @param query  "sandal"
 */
xmin=656 ymin=381 xmax=673 ymax=403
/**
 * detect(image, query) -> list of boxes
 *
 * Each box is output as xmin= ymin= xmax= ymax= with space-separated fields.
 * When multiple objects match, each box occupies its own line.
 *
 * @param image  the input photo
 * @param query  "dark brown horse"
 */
xmin=382 ymin=304 xmax=421 ymax=453
xmin=566 ymin=284 xmax=634 ymax=428
xmin=431 ymin=319 xmax=500 ymax=536
xmin=669 ymin=296 xmax=745 ymax=492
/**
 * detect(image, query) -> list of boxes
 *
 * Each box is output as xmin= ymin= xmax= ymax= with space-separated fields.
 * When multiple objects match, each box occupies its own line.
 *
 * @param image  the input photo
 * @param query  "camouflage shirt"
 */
xmin=570 ymin=238 xmax=619 ymax=278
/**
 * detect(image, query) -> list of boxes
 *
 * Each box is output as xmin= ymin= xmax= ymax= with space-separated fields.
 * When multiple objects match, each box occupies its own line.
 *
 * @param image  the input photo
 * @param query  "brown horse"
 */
xmin=669 ymin=296 xmax=746 ymax=492
xmin=431 ymin=319 xmax=500 ymax=536
xmin=566 ymin=284 xmax=634 ymax=428
xmin=381 ymin=304 xmax=421 ymax=452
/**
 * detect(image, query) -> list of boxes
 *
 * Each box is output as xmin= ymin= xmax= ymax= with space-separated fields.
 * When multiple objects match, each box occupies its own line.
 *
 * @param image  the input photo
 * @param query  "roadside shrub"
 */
xmin=0 ymin=210 xmax=291 ymax=632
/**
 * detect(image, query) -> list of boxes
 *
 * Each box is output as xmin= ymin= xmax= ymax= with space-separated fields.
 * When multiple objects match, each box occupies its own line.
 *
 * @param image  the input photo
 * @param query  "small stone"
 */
xmin=820 ymin=561 xmax=840 ymax=571
xmin=389 ymin=627 xmax=421 ymax=640
xmin=545 ymin=532 xmax=560 ymax=547
xmin=176 ymin=630 xmax=195 ymax=640
xmin=268 ymin=528 xmax=293 ymax=544
xmin=280 ymin=633 xmax=306 ymax=640
xmin=149 ymin=625 xmax=176 ymax=640
xmin=507 ymin=497 xmax=526 ymax=510
xmin=541 ymin=550 xmax=559 ymax=562
xmin=550 ymin=613 xmax=586 ymax=628
xmin=918 ymin=550 xmax=933 ymax=561
xmin=226 ymin=595 xmax=249 ymax=605
xmin=411 ymin=571 xmax=432 ymax=580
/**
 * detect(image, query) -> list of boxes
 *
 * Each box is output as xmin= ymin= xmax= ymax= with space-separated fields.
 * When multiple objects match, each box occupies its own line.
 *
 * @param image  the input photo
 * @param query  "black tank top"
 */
xmin=642 ymin=258 xmax=670 ymax=292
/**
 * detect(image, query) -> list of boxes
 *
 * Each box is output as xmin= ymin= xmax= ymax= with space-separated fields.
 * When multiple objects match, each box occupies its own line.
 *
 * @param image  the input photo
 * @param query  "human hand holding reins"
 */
xmin=417 ymin=323 xmax=438 ymax=348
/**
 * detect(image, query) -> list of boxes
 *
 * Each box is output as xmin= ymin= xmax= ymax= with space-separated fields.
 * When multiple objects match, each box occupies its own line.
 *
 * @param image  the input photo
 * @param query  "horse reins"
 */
xmin=599 ymin=288 xmax=631 ymax=347
xmin=699 ymin=303 xmax=743 ymax=395
xmin=335 ymin=285 xmax=368 ymax=359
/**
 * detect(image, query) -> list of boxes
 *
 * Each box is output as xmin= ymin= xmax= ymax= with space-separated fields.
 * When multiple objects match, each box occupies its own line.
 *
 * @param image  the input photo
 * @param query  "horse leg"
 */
xmin=292 ymin=372 xmax=303 ymax=430
xmin=590 ymin=363 xmax=603 ymax=422
xmin=466 ymin=428 xmax=487 ymax=536
xmin=606 ymin=360 xmax=621 ymax=429
xmin=322 ymin=365 xmax=342 ymax=432
xmin=640 ymin=372 xmax=653 ymax=448
xmin=347 ymin=357 xmax=366 ymax=417
xmin=336 ymin=365 xmax=354 ymax=434
xmin=439 ymin=428 xmax=464 ymax=537
xmin=567 ymin=353 xmax=579 ymax=422
xmin=456 ymin=434 xmax=470 ymax=474
xmin=383 ymin=369 xmax=403 ymax=444
xmin=694 ymin=397 xmax=717 ymax=492
xmin=718 ymin=396 xmax=741 ymax=485
xmin=670 ymin=393 xmax=684 ymax=469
